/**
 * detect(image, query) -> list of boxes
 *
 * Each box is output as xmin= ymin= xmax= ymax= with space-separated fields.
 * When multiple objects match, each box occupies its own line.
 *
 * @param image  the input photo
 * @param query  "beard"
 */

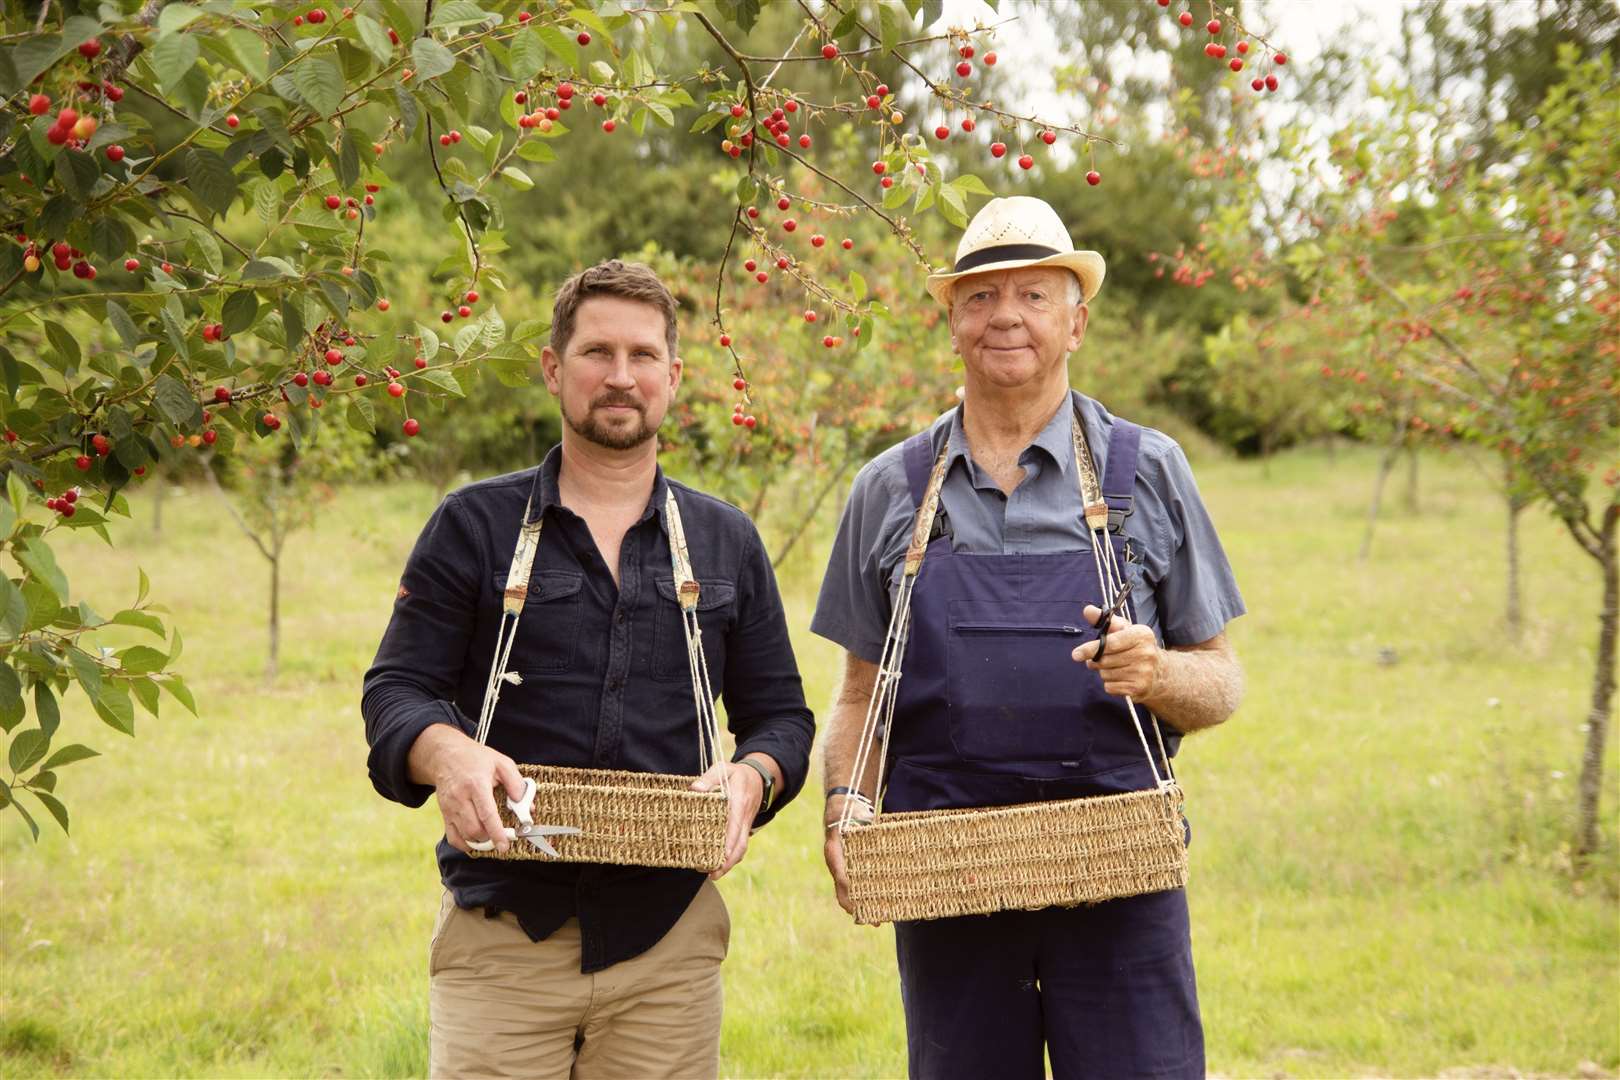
xmin=563 ymin=391 xmax=660 ymax=450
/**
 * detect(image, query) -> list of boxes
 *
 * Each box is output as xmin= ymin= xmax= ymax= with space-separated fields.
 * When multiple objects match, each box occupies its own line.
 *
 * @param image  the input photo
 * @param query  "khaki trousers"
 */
xmin=428 ymin=881 xmax=729 ymax=1079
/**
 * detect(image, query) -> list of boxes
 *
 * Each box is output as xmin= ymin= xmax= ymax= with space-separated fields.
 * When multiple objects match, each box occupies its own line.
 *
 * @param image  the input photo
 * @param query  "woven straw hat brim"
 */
xmin=925 ymin=249 xmax=1106 ymax=308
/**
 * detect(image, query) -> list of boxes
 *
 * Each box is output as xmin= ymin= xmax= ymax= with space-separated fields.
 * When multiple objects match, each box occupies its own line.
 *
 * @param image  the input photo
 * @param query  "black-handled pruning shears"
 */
xmin=1091 ymin=582 xmax=1133 ymax=662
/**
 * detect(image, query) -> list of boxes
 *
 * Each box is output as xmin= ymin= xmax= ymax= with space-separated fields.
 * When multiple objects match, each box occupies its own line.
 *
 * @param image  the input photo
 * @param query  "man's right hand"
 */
xmin=407 ymin=724 xmax=526 ymax=855
xmin=823 ymin=794 xmax=872 ymax=917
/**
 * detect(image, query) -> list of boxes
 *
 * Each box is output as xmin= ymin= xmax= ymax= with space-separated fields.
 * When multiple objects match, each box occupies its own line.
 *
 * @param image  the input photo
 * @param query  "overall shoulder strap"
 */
xmin=1101 ymin=418 xmax=1142 ymax=533
xmin=901 ymin=427 xmax=939 ymax=510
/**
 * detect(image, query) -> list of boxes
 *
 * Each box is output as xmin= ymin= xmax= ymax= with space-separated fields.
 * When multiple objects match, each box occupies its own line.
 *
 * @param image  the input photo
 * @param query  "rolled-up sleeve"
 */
xmin=361 ymin=493 xmax=484 ymax=807
xmin=1152 ymin=444 xmax=1246 ymax=646
xmin=724 ymin=525 xmax=815 ymax=828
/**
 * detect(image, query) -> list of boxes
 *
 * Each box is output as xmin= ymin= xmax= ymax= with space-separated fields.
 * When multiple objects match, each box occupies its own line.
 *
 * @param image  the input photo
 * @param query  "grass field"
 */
xmin=2 ymin=445 xmax=1616 ymax=1078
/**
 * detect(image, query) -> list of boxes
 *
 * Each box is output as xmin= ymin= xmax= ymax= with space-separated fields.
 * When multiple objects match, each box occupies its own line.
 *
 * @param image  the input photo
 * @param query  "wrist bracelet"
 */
xmin=825 ymin=785 xmax=855 ymax=800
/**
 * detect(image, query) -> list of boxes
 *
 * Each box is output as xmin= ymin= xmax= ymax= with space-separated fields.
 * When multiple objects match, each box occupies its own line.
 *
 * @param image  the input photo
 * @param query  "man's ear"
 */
xmin=1070 ymin=303 xmax=1089 ymax=351
xmin=540 ymin=345 xmax=562 ymax=394
xmin=668 ymin=352 xmax=683 ymax=397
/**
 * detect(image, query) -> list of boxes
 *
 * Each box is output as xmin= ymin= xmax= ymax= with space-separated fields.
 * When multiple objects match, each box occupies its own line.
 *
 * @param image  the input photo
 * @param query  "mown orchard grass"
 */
xmin=2 ymin=446 xmax=1615 ymax=1078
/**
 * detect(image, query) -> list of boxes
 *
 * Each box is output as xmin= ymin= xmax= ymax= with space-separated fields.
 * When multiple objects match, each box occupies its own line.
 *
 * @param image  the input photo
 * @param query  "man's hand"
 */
xmin=822 ymin=793 xmax=874 ymax=917
xmin=408 ymin=724 xmax=526 ymax=855
xmin=690 ymin=757 xmax=770 ymax=880
xmin=1071 ymin=605 xmax=1164 ymax=700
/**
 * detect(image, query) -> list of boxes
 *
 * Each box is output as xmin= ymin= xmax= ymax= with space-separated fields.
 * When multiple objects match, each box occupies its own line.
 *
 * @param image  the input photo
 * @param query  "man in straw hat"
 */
xmin=363 ymin=259 xmax=814 ymax=1078
xmin=812 ymin=196 xmax=1246 ymax=1078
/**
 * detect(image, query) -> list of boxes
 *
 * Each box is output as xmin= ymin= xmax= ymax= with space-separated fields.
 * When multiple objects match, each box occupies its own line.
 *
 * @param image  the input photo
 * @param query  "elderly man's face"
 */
xmin=541 ymin=296 xmax=681 ymax=450
xmin=949 ymin=267 xmax=1087 ymax=391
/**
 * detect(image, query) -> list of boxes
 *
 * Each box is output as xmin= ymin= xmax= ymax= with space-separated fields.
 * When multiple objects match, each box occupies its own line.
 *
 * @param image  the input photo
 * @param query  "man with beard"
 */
xmin=362 ymin=260 xmax=814 ymax=1078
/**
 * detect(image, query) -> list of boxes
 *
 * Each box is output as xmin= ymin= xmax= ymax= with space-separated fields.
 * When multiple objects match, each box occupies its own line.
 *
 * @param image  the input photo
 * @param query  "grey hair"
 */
xmin=1065 ymin=270 xmax=1083 ymax=307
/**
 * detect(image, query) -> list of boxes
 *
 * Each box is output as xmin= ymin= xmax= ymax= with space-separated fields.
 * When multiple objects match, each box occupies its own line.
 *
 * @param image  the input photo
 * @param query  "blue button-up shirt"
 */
xmin=363 ymin=445 xmax=814 ymax=972
xmin=811 ymin=390 xmax=1245 ymax=663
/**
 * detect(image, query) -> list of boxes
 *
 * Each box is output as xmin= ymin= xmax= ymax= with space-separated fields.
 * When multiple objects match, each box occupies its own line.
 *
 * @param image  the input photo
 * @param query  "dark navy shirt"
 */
xmin=362 ymin=445 xmax=814 ymax=973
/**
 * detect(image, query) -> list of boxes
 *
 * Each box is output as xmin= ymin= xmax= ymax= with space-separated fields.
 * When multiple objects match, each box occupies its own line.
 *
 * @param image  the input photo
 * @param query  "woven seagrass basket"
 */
xmin=467 ymin=764 xmax=728 ymax=871
xmin=840 ymin=783 xmax=1186 ymax=925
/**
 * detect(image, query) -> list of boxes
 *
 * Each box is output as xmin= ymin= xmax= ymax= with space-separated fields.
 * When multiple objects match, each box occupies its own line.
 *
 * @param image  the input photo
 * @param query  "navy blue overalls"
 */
xmin=886 ymin=412 xmax=1204 ymax=1080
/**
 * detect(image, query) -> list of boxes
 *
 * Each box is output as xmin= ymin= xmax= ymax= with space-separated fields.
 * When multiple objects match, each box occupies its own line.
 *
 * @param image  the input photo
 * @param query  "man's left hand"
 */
xmin=1072 ymin=605 xmax=1163 ymax=700
xmin=691 ymin=760 xmax=764 ymax=881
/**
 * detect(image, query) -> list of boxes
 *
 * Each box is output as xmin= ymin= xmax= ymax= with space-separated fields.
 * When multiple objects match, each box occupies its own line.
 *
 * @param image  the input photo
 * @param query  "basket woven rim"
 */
xmin=841 ymin=782 xmax=1183 ymax=832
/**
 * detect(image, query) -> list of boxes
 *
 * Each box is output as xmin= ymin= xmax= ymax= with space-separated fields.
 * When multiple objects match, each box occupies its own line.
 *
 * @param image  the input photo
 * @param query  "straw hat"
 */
xmin=924 ymin=195 xmax=1105 ymax=308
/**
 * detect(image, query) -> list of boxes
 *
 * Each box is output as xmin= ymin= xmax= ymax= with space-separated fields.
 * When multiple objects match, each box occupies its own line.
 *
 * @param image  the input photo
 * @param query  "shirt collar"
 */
xmin=532 ymin=443 xmax=671 ymax=531
xmin=946 ymin=389 xmax=1082 ymax=481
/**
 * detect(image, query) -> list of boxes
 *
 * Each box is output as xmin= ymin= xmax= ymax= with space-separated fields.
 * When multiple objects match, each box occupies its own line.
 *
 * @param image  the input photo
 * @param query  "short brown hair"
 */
xmin=549 ymin=259 xmax=679 ymax=360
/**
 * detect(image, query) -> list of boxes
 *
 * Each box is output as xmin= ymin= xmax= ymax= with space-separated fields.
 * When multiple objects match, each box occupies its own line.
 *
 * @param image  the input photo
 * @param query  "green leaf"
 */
xmin=877 ymin=2 xmax=906 ymax=54
xmin=54 ymin=148 xmax=101 ymax=201
xmin=352 ymin=13 xmax=395 ymax=64
xmin=117 ymin=646 xmax=168 ymax=676
xmin=33 ymin=683 xmax=59 ymax=739
xmin=509 ymin=27 xmax=545 ymax=82
xmin=536 ymin=25 xmax=578 ymax=67
xmin=499 ymin=166 xmax=534 ymax=190
xmin=40 ymin=743 xmax=98 ymax=771
xmin=221 ymin=291 xmax=259 ymax=336
xmin=510 ymin=318 xmax=549 ymax=343
xmin=67 ymin=648 xmax=104 ymax=704
xmin=137 ymin=568 xmax=150 ymax=606
xmin=831 ymin=7 xmax=860 ymax=39
xmin=336 ymin=127 xmax=360 ymax=190
xmin=483 ymin=347 xmax=532 ymax=388
xmin=347 ymin=393 xmax=376 ymax=434
xmin=111 ymin=609 xmax=166 ymax=637
xmin=416 ymin=368 xmax=465 ymax=397
xmin=158 ymin=3 xmax=205 ymax=33
xmin=153 ymin=374 xmax=202 ymax=428
xmin=429 ymin=1 xmax=494 ymax=29
xmin=515 ymin=139 xmax=555 ymax=163
xmin=106 ymin=301 xmax=141 ymax=349
xmin=32 ymin=789 xmax=68 ymax=834
xmin=0 ymin=577 xmax=25 ymax=641
xmin=130 ymin=677 xmax=160 ymax=718
xmin=850 ymin=270 xmax=868 ymax=302
xmin=45 ymin=321 xmax=81 ymax=370
xmin=160 ymin=675 xmax=198 ymax=716
xmin=185 ymin=147 xmax=238 ymax=216
xmin=954 ymin=173 xmax=994 ymax=197
xmin=9 ymin=728 xmax=48 ymax=773
xmin=151 ymin=32 xmax=201 ymax=95
xmin=20 ymin=580 xmax=59 ymax=634
xmin=0 ymin=663 xmax=22 ymax=732
xmin=168 ymin=627 xmax=184 ymax=666
xmin=292 ymin=55 xmax=346 ymax=115
xmin=93 ymin=681 xmax=135 ymax=736
xmin=16 ymin=540 xmax=69 ymax=605
xmin=411 ymin=37 xmax=457 ymax=80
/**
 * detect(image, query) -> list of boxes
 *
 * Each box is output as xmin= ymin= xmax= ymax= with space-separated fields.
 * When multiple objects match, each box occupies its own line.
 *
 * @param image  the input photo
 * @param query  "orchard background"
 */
xmin=1 ymin=0 xmax=1616 ymax=1076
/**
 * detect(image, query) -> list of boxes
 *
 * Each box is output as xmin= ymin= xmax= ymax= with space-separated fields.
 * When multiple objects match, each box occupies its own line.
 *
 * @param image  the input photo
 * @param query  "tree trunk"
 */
xmin=152 ymin=469 xmax=166 ymax=535
xmin=1359 ymin=434 xmax=1404 ymax=560
xmin=1574 ymin=505 xmax=1618 ymax=867
xmin=267 ymin=546 xmax=281 ymax=681
xmin=772 ymin=457 xmax=855 ymax=570
xmin=1505 ymin=490 xmax=1527 ymax=636
xmin=1403 ymin=442 xmax=1420 ymax=512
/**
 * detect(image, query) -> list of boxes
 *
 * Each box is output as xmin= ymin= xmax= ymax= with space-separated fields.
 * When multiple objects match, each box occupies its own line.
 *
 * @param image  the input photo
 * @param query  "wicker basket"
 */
xmin=467 ymin=764 xmax=728 ymax=871
xmin=839 ymin=784 xmax=1187 ymax=925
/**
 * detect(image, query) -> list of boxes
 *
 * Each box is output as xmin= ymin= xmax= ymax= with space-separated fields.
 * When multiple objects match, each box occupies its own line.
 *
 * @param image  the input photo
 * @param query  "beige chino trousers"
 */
xmin=428 ymin=881 xmax=729 ymax=1079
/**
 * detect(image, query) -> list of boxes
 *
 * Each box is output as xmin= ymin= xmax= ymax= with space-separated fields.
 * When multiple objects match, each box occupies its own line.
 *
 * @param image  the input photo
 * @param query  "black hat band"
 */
xmin=952 ymin=243 xmax=1064 ymax=274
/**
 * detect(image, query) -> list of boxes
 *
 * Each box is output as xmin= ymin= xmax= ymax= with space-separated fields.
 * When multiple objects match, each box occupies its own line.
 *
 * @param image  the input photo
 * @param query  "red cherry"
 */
xmin=124 ymin=258 xmax=140 ymax=271
xmin=866 ymin=95 xmax=881 ymax=109
xmin=1237 ymin=40 xmax=1250 ymax=54
xmin=733 ymin=377 xmax=746 ymax=391
xmin=592 ymin=92 xmax=607 ymax=106
xmin=56 ymin=107 xmax=79 ymax=129
xmin=325 ymin=348 xmax=343 ymax=365
xmin=161 ymin=262 xmax=173 ymax=273
xmin=720 ymin=334 xmax=733 ymax=347
xmin=1230 ymin=58 xmax=1243 ymax=71
xmin=1265 ymin=74 xmax=1279 ymax=90
xmin=263 ymin=413 xmax=280 ymax=430
xmin=215 ymin=386 xmax=232 ymax=402
xmin=105 ymin=144 xmax=125 ymax=162
xmin=784 ymin=99 xmax=799 ymax=113
xmin=775 ymin=132 xmax=790 ymax=147
xmin=79 ymin=38 xmax=102 ymax=59
xmin=730 ymin=103 xmax=746 ymax=118
xmin=439 ymin=133 xmax=452 ymax=146
xmin=75 ymin=455 xmax=92 ymax=471
xmin=518 ymin=11 xmax=532 ymax=22
xmin=28 ymin=94 xmax=50 ymax=116
xmin=293 ymin=371 xmax=309 ymax=387
xmin=961 ymin=117 xmax=976 ymax=132
xmin=387 ymin=382 xmax=404 ymax=398
xmin=1018 ymin=154 xmax=1034 ymax=170
xmin=354 ymin=373 xmax=368 ymax=387
xmin=325 ymin=195 xmax=341 ymax=209
xmin=783 ymin=218 xmax=797 ymax=232
xmin=872 ymin=160 xmax=886 ymax=174
xmin=414 ymin=357 xmax=427 ymax=369
xmin=1157 ymin=0 xmax=1169 ymax=5
xmin=601 ymin=120 xmax=615 ymax=132
xmin=955 ymin=61 xmax=972 ymax=77
xmin=777 ymin=196 xmax=791 ymax=211
xmin=307 ymin=8 xmax=327 ymax=23
xmin=983 ymin=52 xmax=997 ymax=65
xmin=880 ymin=176 xmax=894 ymax=188
xmin=935 ymin=125 xmax=950 ymax=140
xmin=92 ymin=434 xmax=110 ymax=453
xmin=226 ymin=114 xmax=240 ymax=128
xmin=1251 ymin=78 xmax=1265 ymax=91
xmin=804 ymin=310 xmax=818 ymax=323
xmin=776 ymin=256 xmax=790 ymax=270
xmin=313 ymin=369 xmax=332 ymax=386
xmin=744 ymin=259 xmax=757 ymax=272
xmin=46 ymin=498 xmax=59 ymax=512
xmin=1206 ymin=18 xmax=1221 ymax=33
xmin=798 ymin=134 xmax=811 ymax=148
xmin=104 ymin=82 xmax=124 ymax=102
xmin=841 ymin=238 xmax=854 ymax=250
xmin=755 ymin=271 xmax=769 ymax=283
xmin=202 ymin=429 xmax=217 ymax=445
xmin=743 ymin=415 xmax=757 ymax=429
xmin=1086 ymin=170 xmax=1101 ymax=186
xmin=557 ymin=82 xmax=574 ymax=99
xmin=465 ymin=290 xmax=479 ymax=303
xmin=441 ymin=310 xmax=454 ymax=323
xmin=821 ymin=44 xmax=838 ymax=59
xmin=1041 ymin=130 xmax=1057 ymax=145
xmin=514 ymin=91 xmax=527 ymax=105
xmin=732 ymin=413 xmax=744 ymax=426
xmin=876 ymin=83 xmax=890 ymax=96
xmin=810 ymin=234 xmax=825 ymax=247
xmin=1178 ymin=11 xmax=1193 ymax=26
xmin=456 ymin=305 xmax=470 ymax=318
xmin=60 ymin=503 xmax=76 ymax=518
xmin=1273 ymin=52 xmax=1287 ymax=65
xmin=63 ymin=489 xmax=79 ymax=504
xmin=576 ymin=31 xmax=591 ymax=46
xmin=402 ymin=418 xmax=419 ymax=437
xmin=990 ymin=142 xmax=1007 ymax=158
xmin=746 ymin=206 xmax=760 ymax=219
xmin=822 ymin=335 xmax=834 ymax=348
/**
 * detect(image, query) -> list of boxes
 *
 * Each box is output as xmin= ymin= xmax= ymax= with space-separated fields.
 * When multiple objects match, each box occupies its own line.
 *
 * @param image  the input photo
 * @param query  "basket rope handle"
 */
xmin=841 ymin=404 xmax=1176 ymax=829
xmin=470 ymin=484 xmax=728 ymax=797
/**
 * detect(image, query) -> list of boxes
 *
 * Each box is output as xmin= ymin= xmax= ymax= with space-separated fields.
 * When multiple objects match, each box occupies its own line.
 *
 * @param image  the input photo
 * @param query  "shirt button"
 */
xmin=615 ymin=610 xmax=625 ymax=624
xmin=609 ymin=677 xmax=622 ymax=691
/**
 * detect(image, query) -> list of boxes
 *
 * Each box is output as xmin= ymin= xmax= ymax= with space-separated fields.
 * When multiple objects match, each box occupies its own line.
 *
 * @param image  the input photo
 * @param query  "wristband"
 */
xmin=738 ymin=756 xmax=775 ymax=812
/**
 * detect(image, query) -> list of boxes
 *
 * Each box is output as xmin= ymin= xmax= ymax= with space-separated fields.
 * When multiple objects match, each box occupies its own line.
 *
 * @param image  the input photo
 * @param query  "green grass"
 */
xmin=2 ymin=446 xmax=1616 ymax=1078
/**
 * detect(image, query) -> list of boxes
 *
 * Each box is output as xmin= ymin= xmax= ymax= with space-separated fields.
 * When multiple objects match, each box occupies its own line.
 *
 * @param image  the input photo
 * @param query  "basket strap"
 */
xmin=474 ymin=488 xmax=545 ymax=746
xmin=665 ymin=489 xmax=728 ymax=796
xmin=1071 ymin=406 xmax=1174 ymax=787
